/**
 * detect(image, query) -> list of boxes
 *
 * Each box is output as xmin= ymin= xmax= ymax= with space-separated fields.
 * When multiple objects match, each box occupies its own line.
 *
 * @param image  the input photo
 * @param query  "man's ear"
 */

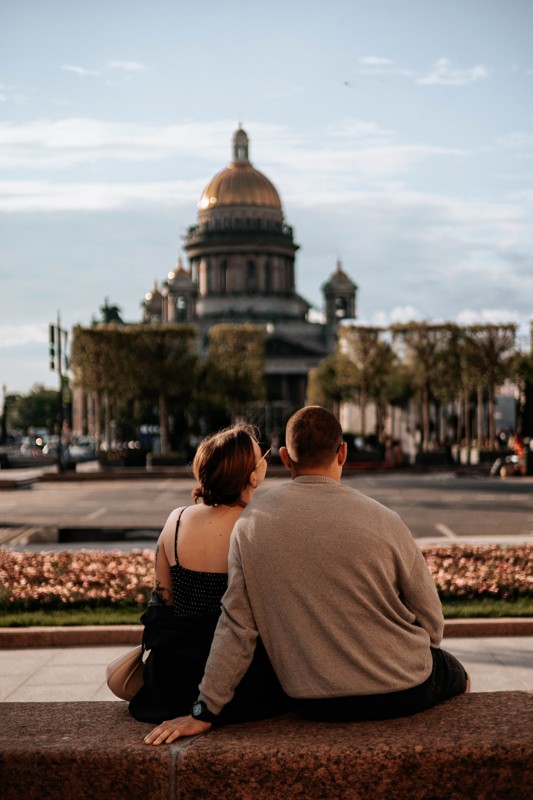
xmin=337 ymin=441 xmax=348 ymax=467
xmin=279 ymin=446 xmax=292 ymax=471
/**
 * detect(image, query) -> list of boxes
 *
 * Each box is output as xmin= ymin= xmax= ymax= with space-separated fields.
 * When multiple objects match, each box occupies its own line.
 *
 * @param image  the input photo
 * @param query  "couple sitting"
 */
xmin=130 ymin=406 xmax=468 ymax=744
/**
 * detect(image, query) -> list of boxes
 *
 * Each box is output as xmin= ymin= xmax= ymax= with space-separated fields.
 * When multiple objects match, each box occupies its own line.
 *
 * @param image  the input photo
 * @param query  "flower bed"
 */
xmin=422 ymin=544 xmax=532 ymax=602
xmin=0 ymin=545 xmax=531 ymax=611
xmin=0 ymin=550 xmax=155 ymax=610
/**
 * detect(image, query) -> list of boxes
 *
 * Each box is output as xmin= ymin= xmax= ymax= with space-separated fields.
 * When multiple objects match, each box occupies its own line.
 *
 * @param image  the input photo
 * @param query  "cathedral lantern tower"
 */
xmin=183 ymin=126 xmax=309 ymax=323
xmin=322 ymin=259 xmax=357 ymax=325
xmin=164 ymin=258 xmax=197 ymax=322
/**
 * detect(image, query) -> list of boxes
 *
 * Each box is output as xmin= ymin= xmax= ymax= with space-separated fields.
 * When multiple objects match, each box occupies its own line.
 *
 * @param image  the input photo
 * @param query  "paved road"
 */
xmin=1 ymin=471 xmax=532 ymax=548
xmin=345 ymin=473 xmax=533 ymax=543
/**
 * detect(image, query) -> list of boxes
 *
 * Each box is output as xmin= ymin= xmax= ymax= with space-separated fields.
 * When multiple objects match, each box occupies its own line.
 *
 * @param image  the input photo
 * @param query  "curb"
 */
xmin=0 ymin=618 xmax=532 ymax=648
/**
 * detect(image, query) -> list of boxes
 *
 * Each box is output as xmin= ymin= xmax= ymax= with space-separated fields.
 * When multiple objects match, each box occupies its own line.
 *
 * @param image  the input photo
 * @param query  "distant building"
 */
xmin=142 ymin=126 xmax=357 ymax=419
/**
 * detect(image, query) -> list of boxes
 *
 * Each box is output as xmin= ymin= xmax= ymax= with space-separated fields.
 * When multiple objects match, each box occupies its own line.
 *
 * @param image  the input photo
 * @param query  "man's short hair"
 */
xmin=285 ymin=406 xmax=343 ymax=468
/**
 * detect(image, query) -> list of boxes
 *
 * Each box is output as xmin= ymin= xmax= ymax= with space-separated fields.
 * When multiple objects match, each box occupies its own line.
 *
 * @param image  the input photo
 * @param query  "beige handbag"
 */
xmin=106 ymin=645 xmax=145 ymax=701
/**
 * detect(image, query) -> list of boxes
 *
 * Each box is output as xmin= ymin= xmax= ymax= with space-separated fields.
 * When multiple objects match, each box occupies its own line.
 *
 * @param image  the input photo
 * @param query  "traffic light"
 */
xmin=49 ymin=325 xmax=56 ymax=371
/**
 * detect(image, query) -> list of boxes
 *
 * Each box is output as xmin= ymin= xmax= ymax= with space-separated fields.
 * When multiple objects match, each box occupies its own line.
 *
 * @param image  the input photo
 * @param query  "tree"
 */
xmin=126 ymin=325 xmax=198 ymax=454
xmin=71 ymin=325 xmax=134 ymax=447
xmin=307 ymin=348 xmax=358 ymax=416
xmin=203 ymin=324 xmax=265 ymax=423
xmin=8 ymin=385 xmax=59 ymax=434
xmin=341 ymin=326 xmax=396 ymax=439
xmin=462 ymin=325 xmax=516 ymax=446
xmin=391 ymin=323 xmax=457 ymax=451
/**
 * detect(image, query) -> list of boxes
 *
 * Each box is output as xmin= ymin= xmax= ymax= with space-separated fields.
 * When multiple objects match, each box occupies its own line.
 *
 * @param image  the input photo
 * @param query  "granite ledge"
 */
xmin=1 ymin=617 xmax=532 ymax=648
xmin=1 ymin=692 xmax=532 ymax=800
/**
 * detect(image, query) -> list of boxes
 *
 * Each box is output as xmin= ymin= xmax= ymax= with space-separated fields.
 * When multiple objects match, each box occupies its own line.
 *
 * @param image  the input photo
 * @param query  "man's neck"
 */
xmin=291 ymin=466 xmax=342 ymax=482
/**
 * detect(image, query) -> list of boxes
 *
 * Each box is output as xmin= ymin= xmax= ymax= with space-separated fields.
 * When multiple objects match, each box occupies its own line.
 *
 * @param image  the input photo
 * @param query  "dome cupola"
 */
xmin=198 ymin=126 xmax=282 ymax=214
xmin=184 ymin=127 xmax=309 ymax=325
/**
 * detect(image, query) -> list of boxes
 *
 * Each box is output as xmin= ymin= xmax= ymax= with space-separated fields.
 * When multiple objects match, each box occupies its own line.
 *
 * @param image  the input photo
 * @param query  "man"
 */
xmin=145 ymin=406 xmax=468 ymax=744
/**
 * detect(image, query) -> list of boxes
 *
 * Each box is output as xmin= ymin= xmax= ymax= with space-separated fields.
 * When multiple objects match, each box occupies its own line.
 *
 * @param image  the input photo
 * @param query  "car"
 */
xmin=69 ymin=436 xmax=97 ymax=462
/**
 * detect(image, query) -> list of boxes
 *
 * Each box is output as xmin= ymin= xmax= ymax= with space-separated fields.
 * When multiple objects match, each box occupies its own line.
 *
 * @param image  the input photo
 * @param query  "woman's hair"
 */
xmin=192 ymin=423 xmax=258 ymax=506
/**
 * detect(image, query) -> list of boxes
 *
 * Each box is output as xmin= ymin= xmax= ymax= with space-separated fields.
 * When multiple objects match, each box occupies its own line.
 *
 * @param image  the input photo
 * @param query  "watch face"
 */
xmin=192 ymin=702 xmax=202 ymax=717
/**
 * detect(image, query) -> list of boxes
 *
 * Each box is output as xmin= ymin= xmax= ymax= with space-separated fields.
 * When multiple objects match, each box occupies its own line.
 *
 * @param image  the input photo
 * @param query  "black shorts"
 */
xmin=295 ymin=647 xmax=468 ymax=722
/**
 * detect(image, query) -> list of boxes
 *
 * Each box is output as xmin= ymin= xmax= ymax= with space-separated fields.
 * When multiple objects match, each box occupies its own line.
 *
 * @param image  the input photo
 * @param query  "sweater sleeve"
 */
xmin=197 ymin=530 xmax=259 ymax=715
xmin=401 ymin=546 xmax=444 ymax=647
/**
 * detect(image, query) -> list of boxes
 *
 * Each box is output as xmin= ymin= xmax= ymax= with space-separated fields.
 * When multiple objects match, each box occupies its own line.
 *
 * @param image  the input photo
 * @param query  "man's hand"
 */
xmin=144 ymin=715 xmax=212 ymax=745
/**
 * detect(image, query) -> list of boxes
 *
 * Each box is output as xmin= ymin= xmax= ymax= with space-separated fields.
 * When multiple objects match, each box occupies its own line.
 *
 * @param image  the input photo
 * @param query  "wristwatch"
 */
xmin=190 ymin=700 xmax=218 ymax=723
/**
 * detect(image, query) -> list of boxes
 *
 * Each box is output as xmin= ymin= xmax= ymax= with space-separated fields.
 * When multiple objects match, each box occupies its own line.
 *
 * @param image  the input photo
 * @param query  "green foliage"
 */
xmin=382 ymin=362 xmax=416 ymax=409
xmin=203 ymin=324 xmax=265 ymax=419
xmin=0 ymin=606 xmax=143 ymax=627
xmin=441 ymin=597 xmax=533 ymax=618
xmin=71 ymin=324 xmax=199 ymax=450
xmin=462 ymin=324 xmax=516 ymax=391
xmin=124 ymin=324 xmax=198 ymax=400
xmin=307 ymin=348 xmax=358 ymax=411
xmin=8 ymin=384 xmax=59 ymax=433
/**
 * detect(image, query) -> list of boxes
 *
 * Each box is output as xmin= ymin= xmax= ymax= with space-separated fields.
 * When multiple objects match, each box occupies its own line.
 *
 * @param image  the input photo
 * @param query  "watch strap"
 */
xmin=191 ymin=700 xmax=218 ymax=723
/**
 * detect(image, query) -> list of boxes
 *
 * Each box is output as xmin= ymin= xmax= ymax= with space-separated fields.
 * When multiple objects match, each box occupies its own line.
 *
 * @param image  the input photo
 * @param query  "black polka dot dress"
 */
xmin=170 ymin=508 xmax=228 ymax=616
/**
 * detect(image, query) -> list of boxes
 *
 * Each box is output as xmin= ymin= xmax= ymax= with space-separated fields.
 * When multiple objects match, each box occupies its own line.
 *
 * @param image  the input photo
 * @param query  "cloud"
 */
xmin=359 ymin=56 xmax=393 ymax=67
xmin=0 ymin=118 xmax=465 ymax=179
xmin=0 ymin=324 xmax=48 ymax=348
xmin=107 ymin=61 xmax=146 ymax=73
xmin=61 ymin=65 xmax=101 ymax=78
xmin=0 ymin=118 xmax=234 ymax=169
xmin=369 ymin=306 xmax=427 ymax=327
xmin=455 ymin=308 xmax=523 ymax=326
xmin=355 ymin=56 xmax=413 ymax=78
xmin=61 ymin=62 xmax=147 ymax=81
xmin=353 ymin=56 xmax=489 ymax=86
xmin=325 ymin=119 xmax=394 ymax=142
xmin=0 ymin=179 xmax=201 ymax=212
xmin=0 ymin=83 xmax=27 ymax=104
xmin=417 ymin=58 xmax=489 ymax=86
xmin=497 ymin=132 xmax=533 ymax=160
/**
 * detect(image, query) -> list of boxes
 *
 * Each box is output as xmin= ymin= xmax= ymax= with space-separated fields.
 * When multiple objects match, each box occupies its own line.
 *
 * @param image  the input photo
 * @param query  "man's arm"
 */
xmin=197 ymin=528 xmax=259 ymax=712
xmin=401 ymin=545 xmax=444 ymax=646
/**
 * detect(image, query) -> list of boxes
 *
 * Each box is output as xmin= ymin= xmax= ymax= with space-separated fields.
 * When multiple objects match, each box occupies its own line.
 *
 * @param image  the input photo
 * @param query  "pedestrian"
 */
xmin=130 ymin=422 xmax=288 ymax=725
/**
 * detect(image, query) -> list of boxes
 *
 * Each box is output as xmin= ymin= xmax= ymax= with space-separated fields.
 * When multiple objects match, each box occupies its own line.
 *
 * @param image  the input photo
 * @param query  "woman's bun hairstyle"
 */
xmin=192 ymin=423 xmax=258 ymax=506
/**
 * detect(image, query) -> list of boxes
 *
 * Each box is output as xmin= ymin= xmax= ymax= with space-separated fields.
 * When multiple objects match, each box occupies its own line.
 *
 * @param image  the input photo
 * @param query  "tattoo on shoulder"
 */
xmin=155 ymin=580 xmax=172 ymax=606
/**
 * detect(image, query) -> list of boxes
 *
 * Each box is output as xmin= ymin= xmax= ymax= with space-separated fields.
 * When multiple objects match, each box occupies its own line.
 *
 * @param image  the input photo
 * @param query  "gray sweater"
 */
xmin=199 ymin=475 xmax=444 ymax=714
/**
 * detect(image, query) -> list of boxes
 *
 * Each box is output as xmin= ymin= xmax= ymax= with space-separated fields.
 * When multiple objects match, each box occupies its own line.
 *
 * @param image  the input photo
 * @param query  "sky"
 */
xmin=1 ymin=0 xmax=532 ymax=394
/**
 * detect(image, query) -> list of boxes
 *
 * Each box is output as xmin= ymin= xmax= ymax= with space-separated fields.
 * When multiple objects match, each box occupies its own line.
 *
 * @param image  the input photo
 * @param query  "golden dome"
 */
xmin=198 ymin=128 xmax=281 ymax=211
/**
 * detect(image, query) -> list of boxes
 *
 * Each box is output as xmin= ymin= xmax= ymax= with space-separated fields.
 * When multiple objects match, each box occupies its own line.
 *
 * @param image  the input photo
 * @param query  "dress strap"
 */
xmin=174 ymin=507 xmax=186 ymax=564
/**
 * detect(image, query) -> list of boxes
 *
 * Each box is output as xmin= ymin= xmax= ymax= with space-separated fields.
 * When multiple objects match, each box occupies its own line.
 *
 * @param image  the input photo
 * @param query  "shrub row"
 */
xmin=0 ymin=545 xmax=531 ymax=611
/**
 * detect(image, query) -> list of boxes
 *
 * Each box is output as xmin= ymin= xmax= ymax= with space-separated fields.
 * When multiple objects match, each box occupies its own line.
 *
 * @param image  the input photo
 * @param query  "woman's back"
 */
xmin=168 ymin=507 xmax=229 ymax=615
xmin=155 ymin=503 xmax=244 ymax=615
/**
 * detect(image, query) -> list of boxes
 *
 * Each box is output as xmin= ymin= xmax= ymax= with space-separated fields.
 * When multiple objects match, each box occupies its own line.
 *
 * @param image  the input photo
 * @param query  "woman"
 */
xmin=129 ymin=423 xmax=288 ymax=725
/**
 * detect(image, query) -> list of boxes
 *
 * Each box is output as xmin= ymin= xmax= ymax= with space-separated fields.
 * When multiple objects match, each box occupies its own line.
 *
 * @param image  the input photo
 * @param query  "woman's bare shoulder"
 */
xmin=158 ymin=505 xmax=189 ymax=551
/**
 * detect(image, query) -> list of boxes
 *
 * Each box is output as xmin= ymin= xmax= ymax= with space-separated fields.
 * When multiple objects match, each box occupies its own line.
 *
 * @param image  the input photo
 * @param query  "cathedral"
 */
xmin=141 ymin=126 xmax=357 ymax=415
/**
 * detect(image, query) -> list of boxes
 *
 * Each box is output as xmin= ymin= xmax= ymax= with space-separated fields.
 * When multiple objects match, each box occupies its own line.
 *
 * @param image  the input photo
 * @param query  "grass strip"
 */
xmin=441 ymin=596 xmax=533 ymax=619
xmin=0 ymin=606 xmax=143 ymax=627
xmin=0 ymin=597 xmax=532 ymax=627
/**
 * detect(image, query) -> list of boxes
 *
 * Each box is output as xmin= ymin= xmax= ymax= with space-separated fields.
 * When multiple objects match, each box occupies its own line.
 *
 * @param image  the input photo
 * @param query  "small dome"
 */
xmin=144 ymin=280 xmax=162 ymax=305
xmin=198 ymin=127 xmax=281 ymax=211
xmin=326 ymin=259 xmax=358 ymax=288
